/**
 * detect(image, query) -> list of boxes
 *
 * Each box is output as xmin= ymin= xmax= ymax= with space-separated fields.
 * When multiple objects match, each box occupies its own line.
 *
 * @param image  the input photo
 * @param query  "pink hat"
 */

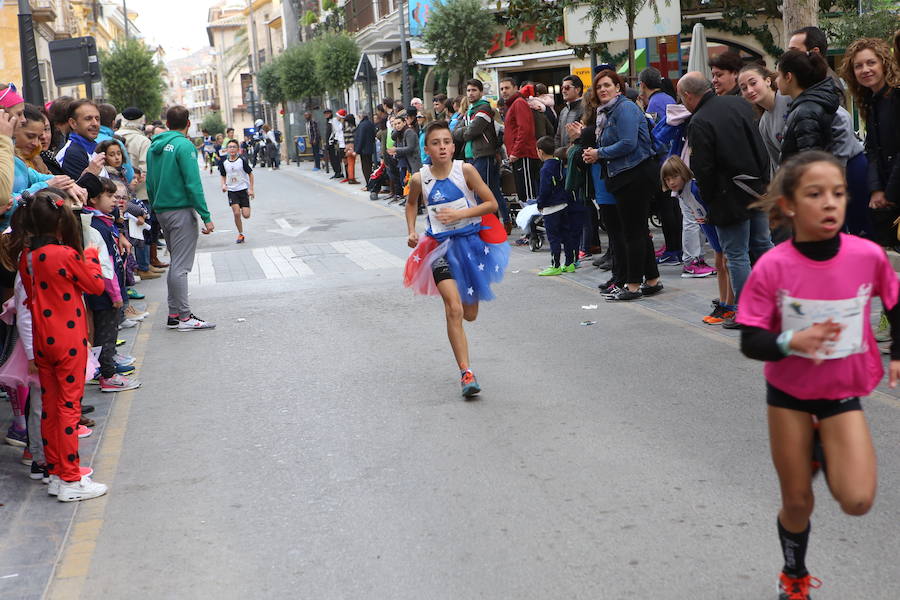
xmin=0 ymin=84 xmax=25 ymax=109
xmin=336 ymin=109 xmax=347 ymax=118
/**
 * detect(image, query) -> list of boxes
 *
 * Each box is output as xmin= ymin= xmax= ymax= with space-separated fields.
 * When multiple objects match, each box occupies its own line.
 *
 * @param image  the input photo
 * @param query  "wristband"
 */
xmin=776 ymin=329 xmax=794 ymax=356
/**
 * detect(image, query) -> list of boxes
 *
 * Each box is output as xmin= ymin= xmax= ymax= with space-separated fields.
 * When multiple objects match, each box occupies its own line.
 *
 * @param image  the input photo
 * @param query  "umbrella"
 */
xmin=687 ymin=22 xmax=711 ymax=80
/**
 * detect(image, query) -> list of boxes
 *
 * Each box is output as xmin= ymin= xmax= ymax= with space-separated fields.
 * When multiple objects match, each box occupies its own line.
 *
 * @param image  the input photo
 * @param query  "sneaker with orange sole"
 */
xmin=777 ymin=571 xmax=822 ymax=600
xmin=703 ymin=302 xmax=735 ymax=325
xmin=460 ymin=369 xmax=481 ymax=398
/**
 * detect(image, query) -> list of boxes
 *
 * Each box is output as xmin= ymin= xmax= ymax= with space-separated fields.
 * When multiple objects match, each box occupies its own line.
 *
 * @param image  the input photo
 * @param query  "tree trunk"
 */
xmin=627 ymin=23 xmax=636 ymax=86
xmin=782 ymin=0 xmax=819 ymax=46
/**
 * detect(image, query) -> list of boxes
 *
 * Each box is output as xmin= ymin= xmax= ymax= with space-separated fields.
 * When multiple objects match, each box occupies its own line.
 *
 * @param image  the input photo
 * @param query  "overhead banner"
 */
xmin=408 ymin=0 xmax=433 ymax=36
xmin=562 ymin=3 xmax=681 ymax=47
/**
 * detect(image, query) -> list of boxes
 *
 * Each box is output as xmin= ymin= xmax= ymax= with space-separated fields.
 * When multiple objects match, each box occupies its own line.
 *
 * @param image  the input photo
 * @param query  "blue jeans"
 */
xmin=715 ymin=209 xmax=774 ymax=304
xmin=135 ymin=244 xmax=150 ymax=272
xmin=470 ymin=156 xmax=508 ymax=225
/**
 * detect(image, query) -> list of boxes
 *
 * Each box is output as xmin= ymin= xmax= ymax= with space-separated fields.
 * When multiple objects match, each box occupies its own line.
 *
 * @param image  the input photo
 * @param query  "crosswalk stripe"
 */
xmin=189 ymin=240 xmax=403 ymax=286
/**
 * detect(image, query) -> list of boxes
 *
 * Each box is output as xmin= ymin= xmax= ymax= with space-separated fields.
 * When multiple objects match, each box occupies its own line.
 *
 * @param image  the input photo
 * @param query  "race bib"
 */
xmin=780 ymin=291 xmax=867 ymax=359
xmin=428 ymin=199 xmax=478 ymax=234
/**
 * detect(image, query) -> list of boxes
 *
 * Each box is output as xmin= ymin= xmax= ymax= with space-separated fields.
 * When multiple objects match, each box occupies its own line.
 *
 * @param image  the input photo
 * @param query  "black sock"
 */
xmin=778 ymin=518 xmax=810 ymax=577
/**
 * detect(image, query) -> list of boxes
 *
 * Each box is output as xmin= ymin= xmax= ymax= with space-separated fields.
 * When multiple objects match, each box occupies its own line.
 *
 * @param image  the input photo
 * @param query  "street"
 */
xmin=3 ymin=162 xmax=900 ymax=599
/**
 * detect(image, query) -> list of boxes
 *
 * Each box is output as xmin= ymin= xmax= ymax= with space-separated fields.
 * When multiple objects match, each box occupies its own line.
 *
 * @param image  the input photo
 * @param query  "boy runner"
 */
xmin=218 ymin=139 xmax=254 ymax=244
xmin=403 ymin=121 xmax=509 ymax=397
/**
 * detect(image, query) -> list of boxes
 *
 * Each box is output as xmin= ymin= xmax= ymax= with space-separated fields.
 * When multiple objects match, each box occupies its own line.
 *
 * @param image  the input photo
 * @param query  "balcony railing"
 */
xmin=31 ymin=0 xmax=57 ymax=23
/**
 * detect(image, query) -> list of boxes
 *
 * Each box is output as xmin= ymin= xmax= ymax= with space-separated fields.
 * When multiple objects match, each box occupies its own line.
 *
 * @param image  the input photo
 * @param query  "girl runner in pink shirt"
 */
xmin=738 ymin=151 xmax=900 ymax=600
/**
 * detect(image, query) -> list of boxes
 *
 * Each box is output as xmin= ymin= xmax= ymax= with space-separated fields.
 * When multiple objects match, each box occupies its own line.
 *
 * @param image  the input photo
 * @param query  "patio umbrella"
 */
xmin=687 ymin=22 xmax=711 ymax=80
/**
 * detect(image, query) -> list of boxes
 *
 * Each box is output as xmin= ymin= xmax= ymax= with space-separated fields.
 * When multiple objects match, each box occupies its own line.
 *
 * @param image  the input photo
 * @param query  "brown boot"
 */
xmin=150 ymin=244 xmax=169 ymax=268
xmin=136 ymin=269 xmax=161 ymax=280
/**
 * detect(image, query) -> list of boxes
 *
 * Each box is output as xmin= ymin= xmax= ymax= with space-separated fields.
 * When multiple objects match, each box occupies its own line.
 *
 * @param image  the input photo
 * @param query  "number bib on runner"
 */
xmin=780 ymin=293 xmax=866 ymax=359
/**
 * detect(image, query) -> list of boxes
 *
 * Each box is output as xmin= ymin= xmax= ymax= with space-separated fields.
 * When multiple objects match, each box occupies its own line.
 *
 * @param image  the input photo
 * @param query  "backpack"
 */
xmin=645 ymin=115 xmax=668 ymax=161
xmin=274 ymin=130 xmax=283 ymax=144
xmin=532 ymin=109 xmax=550 ymax=140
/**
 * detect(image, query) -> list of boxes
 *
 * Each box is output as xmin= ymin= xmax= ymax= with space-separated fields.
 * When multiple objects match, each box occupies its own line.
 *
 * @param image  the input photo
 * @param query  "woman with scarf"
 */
xmin=581 ymin=70 xmax=662 ymax=301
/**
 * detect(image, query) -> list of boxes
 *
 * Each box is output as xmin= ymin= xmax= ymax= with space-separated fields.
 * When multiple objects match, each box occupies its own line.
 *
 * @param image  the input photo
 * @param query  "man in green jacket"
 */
xmin=146 ymin=105 xmax=216 ymax=331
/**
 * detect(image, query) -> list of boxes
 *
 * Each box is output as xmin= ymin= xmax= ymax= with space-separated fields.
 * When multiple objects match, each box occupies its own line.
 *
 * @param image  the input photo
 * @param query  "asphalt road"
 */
xmin=4 ymin=160 xmax=900 ymax=599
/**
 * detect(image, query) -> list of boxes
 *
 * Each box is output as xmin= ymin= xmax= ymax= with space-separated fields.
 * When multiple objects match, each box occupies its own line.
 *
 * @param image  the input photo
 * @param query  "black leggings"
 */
xmin=655 ymin=188 xmax=683 ymax=252
xmin=611 ymin=163 xmax=660 ymax=284
xmin=600 ymin=204 xmax=626 ymax=285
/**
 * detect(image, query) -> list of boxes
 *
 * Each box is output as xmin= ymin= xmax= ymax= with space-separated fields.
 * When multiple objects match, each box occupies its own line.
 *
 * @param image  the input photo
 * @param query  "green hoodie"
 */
xmin=146 ymin=130 xmax=210 ymax=222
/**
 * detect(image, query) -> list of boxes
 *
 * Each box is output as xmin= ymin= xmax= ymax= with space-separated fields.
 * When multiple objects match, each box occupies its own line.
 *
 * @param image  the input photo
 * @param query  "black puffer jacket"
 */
xmin=864 ymin=85 xmax=900 ymax=205
xmin=779 ymin=78 xmax=840 ymax=163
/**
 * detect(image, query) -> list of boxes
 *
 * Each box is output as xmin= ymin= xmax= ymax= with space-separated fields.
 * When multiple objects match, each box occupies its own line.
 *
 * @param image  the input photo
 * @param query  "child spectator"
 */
xmin=83 ymin=177 xmax=141 ymax=392
xmin=535 ymin=136 xmax=576 ymax=275
xmin=660 ymin=156 xmax=734 ymax=324
xmin=11 ymin=187 xmax=108 ymax=501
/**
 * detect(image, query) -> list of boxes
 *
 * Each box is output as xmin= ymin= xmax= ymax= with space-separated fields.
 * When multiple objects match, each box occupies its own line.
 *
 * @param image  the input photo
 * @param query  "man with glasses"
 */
xmin=555 ymin=75 xmax=584 ymax=149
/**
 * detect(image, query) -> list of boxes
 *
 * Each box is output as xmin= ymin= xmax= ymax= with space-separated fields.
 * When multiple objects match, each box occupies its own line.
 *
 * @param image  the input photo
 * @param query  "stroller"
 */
xmin=366 ymin=160 xmax=390 ymax=200
xmin=502 ymin=161 xmax=545 ymax=251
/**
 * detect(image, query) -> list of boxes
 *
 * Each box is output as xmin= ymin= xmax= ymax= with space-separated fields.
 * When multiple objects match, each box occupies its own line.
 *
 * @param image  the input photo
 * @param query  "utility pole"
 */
xmin=248 ymin=0 xmax=261 ymax=123
xmin=398 ymin=0 xmax=411 ymax=106
xmin=123 ymin=0 xmax=129 ymax=40
xmin=17 ymin=0 xmax=44 ymax=106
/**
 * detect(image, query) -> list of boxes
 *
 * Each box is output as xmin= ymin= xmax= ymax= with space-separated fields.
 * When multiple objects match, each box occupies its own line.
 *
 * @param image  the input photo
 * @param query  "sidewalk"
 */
xmin=0 ymin=309 xmax=150 ymax=600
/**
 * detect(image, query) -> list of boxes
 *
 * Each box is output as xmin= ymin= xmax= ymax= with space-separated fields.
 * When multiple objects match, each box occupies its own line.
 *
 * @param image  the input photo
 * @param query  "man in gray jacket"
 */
xmin=554 ymin=75 xmax=584 ymax=150
xmin=452 ymin=79 xmax=507 ymax=227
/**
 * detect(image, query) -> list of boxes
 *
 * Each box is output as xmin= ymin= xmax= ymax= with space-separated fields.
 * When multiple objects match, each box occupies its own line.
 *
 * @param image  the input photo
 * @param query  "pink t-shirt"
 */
xmin=738 ymin=234 xmax=899 ymax=400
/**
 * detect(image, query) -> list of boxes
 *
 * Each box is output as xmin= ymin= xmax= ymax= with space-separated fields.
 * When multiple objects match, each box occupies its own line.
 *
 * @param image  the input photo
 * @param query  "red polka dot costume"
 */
xmin=19 ymin=244 xmax=104 ymax=482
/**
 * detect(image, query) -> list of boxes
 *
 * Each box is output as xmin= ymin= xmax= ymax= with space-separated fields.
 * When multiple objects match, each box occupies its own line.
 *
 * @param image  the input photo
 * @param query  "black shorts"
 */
xmin=766 ymin=383 xmax=862 ymax=420
xmin=227 ymin=189 xmax=250 ymax=208
xmin=432 ymin=256 xmax=453 ymax=284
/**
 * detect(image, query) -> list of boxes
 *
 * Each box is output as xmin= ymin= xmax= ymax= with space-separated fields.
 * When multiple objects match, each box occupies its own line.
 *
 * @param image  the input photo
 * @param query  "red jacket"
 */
xmin=504 ymin=93 xmax=539 ymax=159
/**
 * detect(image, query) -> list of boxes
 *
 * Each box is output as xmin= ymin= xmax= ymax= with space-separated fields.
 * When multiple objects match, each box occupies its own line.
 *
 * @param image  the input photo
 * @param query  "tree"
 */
xmin=280 ymin=43 xmax=322 ymax=101
xmin=223 ymin=27 xmax=250 ymax=82
xmin=782 ymin=0 xmax=819 ymax=45
xmin=582 ymin=1 xmax=665 ymax=83
xmin=313 ymin=34 xmax=360 ymax=95
xmin=200 ymin=111 xmax=226 ymax=135
xmin=823 ymin=5 xmax=899 ymax=47
xmin=257 ymin=57 xmax=286 ymax=106
xmin=422 ymin=0 xmax=496 ymax=86
xmin=98 ymin=39 xmax=165 ymax=119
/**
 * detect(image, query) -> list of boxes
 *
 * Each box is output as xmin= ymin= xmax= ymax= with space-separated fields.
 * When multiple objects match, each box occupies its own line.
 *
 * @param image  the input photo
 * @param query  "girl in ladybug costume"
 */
xmin=403 ymin=121 xmax=509 ymax=397
xmin=10 ymin=188 xmax=108 ymax=502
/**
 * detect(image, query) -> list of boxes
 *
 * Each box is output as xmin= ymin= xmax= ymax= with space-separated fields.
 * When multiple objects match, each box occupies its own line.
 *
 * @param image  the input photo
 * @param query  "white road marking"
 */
xmin=190 ymin=240 xmax=403 ymax=286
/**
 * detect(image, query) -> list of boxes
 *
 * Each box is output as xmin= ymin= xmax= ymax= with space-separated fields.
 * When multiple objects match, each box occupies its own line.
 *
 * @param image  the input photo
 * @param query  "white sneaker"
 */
xmin=57 ymin=476 xmax=108 ymax=502
xmin=124 ymin=307 xmax=149 ymax=321
xmin=99 ymin=374 xmax=142 ymax=392
xmin=118 ymin=318 xmax=138 ymax=330
xmin=47 ymin=474 xmax=60 ymax=495
xmin=177 ymin=314 xmax=216 ymax=331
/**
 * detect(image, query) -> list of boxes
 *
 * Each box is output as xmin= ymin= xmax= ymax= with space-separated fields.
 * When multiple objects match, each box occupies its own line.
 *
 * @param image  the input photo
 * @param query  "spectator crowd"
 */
xmin=1 ymin=93 xmax=217 ymax=501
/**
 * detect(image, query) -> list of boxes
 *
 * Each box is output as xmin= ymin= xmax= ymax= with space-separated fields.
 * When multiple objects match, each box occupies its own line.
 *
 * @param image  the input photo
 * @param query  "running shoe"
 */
xmin=99 ymin=374 xmax=142 ymax=393
xmin=57 ymin=476 xmax=108 ymax=503
xmin=538 ymin=266 xmax=564 ymax=276
xmin=81 ymin=404 xmax=95 ymax=414
xmin=77 ymin=424 xmax=92 ymax=439
xmin=640 ymin=282 xmax=664 ymax=296
xmin=777 ymin=572 xmax=822 ymax=600
xmin=722 ymin=314 xmax=742 ymax=330
xmin=47 ymin=474 xmax=59 ymax=495
xmin=563 ymin=264 xmax=576 ymax=273
xmin=605 ymin=287 xmax=642 ymax=301
xmin=116 ymin=339 xmax=126 ymax=347
xmin=598 ymin=277 xmax=617 ymax=292
xmin=460 ymin=370 xmax=481 ymax=398
xmin=236 ymin=234 xmax=245 ymax=244
xmin=681 ymin=259 xmax=717 ymax=278
xmin=4 ymin=425 xmax=27 ymax=447
xmin=600 ymin=284 xmax=622 ymax=297
xmin=115 ymin=352 xmax=136 ymax=366
xmin=167 ymin=316 xmax=180 ymax=329
xmin=578 ymin=250 xmax=592 ymax=260
xmin=514 ymin=236 xmax=529 ymax=246
xmin=654 ymin=244 xmax=667 ymax=259
xmin=656 ymin=251 xmax=683 ymax=266
xmin=22 ymin=449 xmax=33 ymax=466
xmin=704 ymin=306 xmax=735 ymax=326
xmin=124 ymin=305 xmax=148 ymax=321
xmin=126 ymin=288 xmax=145 ymax=300
xmin=30 ymin=462 xmax=46 ymax=480
xmin=118 ymin=318 xmax=138 ymax=330
xmin=177 ymin=314 xmax=216 ymax=331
